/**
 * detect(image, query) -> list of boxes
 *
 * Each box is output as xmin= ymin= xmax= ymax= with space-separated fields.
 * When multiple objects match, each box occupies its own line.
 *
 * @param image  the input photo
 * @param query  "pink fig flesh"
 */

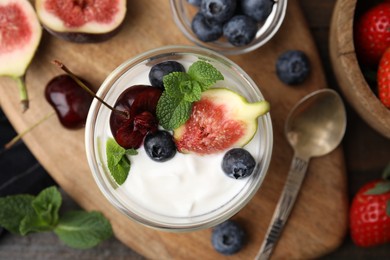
xmin=35 ymin=0 xmax=127 ymax=43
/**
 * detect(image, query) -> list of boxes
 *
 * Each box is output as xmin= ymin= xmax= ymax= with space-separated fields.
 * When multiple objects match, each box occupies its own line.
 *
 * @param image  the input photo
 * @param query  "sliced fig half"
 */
xmin=174 ymin=88 xmax=270 ymax=155
xmin=35 ymin=0 xmax=127 ymax=43
xmin=0 ymin=0 xmax=42 ymax=111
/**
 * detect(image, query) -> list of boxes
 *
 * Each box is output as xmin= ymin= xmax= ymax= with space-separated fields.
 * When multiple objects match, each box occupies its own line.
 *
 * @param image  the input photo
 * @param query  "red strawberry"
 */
xmin=350 ymin=164 xmax=390 ymax=247
xmin=378 ymin=47 xmax=390 ymax=108
xmin=354 ymin=2 xmax=390 ymax=67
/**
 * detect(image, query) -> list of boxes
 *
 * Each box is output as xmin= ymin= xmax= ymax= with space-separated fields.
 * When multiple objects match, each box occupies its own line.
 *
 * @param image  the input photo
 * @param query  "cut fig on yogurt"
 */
xmin=0 ymin=0 xmax=42 ymax=112
xmin=35 ymin=0 xmax=127 ymax=43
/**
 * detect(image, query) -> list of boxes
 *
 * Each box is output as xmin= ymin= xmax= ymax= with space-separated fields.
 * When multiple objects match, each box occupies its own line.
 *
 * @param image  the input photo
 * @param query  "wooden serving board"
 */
xmin=0 ymin=0 xmax=347 ymax=259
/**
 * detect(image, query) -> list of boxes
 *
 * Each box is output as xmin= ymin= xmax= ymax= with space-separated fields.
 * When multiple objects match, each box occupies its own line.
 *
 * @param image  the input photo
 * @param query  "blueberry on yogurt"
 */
xmin=276 ymin=50 xmax=311 ymax=85
xmin=149 ymin=61 xmax=185 ymax=89
xmin=144 ymin=131 xmax=177 ymax=162
xmin=211 ymin=220 xmax=246 ymax=255
xmin=222 ymin=148 xmax=256 ymax=179
xmin=223 ymin=15 xmax=258 ymax=46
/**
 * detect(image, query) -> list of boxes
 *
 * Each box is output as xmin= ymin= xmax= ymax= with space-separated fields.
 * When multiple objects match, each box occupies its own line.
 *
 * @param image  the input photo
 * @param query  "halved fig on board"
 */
xmin=35 ymin=0 xmax=127 ymax=43
xmin=0 ymin=0 xmax=42 ymax=111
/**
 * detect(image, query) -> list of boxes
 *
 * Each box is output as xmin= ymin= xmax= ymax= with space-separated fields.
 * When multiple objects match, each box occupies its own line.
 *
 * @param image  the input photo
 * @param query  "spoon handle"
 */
xmin=255 ymin=155 xmax=309 ymax=260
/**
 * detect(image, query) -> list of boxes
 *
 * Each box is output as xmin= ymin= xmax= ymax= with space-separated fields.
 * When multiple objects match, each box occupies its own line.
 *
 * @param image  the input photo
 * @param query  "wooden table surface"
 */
xmin=1 ymin=0 xmax=390 ymax=259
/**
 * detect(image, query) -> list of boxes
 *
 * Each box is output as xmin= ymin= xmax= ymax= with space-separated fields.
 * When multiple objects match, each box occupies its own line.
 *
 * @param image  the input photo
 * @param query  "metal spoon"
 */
xmin=256 ymin=89 xmax=347 ymax=260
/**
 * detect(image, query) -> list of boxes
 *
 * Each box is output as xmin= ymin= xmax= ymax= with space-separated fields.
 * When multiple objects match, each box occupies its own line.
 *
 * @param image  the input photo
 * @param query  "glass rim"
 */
xmin=85 ymin=45 xmax=273 ymax=232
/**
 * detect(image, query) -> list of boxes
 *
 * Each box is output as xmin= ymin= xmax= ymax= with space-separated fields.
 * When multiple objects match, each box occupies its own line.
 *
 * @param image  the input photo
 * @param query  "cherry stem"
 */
xmin=52 ymin=60 xmax=129 ymax=119
xmin=4 ymin=111 xmax=55 ymax=150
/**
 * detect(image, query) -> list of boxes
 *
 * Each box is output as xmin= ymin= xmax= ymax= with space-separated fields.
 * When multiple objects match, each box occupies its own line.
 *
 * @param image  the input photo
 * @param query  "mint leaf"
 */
xmin=164 ymin=72 xmax=191 ymax=98
xmin=106 ymin=138 xmax=126 ymax=166
xmin=182 ymin=80 xmax=202 ymax=102
xmin=106 ymin=138 xmax=136 ymax=185
xmin=188 ymin=61 xmax=224 ymax=91
xmin=19 ymin=186 xmax=62 ymax=235
xmin=0 ymin=195 xmax=34 ymax=234
xmin=20 ymin=210 xmax=54 ymax=235
xmin=32 ymin=186 xmax=61 ymax=226
xmin=156 ymin=91 xmax=192 ymax=130
xmin=54 ymin=210 xmax=113 ymax=249
xmin=164 ymin=72 xmax=202 ymax=102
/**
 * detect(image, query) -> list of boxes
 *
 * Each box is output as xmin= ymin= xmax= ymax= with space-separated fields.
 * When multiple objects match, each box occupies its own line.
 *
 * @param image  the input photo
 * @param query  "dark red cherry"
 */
xmin=45 ymin=74 xmax=93 ymax=129
xmin=109 ymin=85 xmax=162 ymax=149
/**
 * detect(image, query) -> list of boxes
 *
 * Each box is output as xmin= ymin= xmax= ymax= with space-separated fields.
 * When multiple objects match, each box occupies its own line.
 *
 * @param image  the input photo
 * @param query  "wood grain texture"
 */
xmin=329 ymin=0 xmax=390 ymax=139
xmin=0 ymin=0 xmax=348 ymax=259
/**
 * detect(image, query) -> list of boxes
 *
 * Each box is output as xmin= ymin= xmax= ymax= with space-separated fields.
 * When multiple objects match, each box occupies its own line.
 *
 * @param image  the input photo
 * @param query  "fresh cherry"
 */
xmin=109 ymin=85 xmax=163 ymax=149
xmin=45 ymin=74 xmax=93 ymax=129
xmin=51 ymin=61 xmax=163 ymax=149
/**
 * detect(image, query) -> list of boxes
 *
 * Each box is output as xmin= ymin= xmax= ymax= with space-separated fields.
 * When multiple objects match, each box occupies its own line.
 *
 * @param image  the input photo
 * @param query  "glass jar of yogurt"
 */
xmin=85 ymin=45 xmax=273 ymax=231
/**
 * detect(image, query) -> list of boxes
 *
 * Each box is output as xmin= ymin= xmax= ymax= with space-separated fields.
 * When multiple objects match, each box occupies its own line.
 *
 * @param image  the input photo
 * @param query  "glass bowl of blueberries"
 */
xmin=170 ymin=0 xmax=287 ymax=55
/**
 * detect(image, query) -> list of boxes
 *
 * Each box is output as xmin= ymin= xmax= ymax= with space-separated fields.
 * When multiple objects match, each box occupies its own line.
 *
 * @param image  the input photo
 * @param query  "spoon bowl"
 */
xmin=257 ymin=89 xmax=346 ymax=260
xmin=285 ymin=89 xmax=347 ymax=159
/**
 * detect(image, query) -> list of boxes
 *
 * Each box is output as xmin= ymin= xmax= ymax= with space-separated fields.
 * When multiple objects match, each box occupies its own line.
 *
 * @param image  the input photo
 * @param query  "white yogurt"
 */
xmin=98 ymin=56 xmax=263 ymax=218
xmin=114 ymin=133 xmax=260 ymax=217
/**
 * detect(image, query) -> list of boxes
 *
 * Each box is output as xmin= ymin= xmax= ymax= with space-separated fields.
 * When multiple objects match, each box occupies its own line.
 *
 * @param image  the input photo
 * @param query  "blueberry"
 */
xmin=187 ymin=0 xmax=202 ymax=7
xmin=241 ymin=0 xmax=274 ymax=23
xmin=144 ymin=131 xmax=177 ymax=162
xmin=222 ymin=148 xmax=256 ymax=179
xmin=200 ymin=0 xmax=237 ymax=23
xmin=211 ymin=220 xmax=246 ymax=255
xmin=149 ymin=61 xmax=185 ymax=89
xmin=223 ymin=15 xmax=258 ymax=46
xmin=275 ymin=50 xmax=311 ymax=85
xmin=191 ymin=12 xmax=223 ymax=42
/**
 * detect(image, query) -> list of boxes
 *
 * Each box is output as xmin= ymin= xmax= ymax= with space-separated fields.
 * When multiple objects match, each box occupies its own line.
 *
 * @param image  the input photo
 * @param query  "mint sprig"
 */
xmin=156 ymin=60 xmax=223 ymax=130
xmin=106 ymin=138 xmax=138 ymax=185
xmin=0 ymin=186 xmax=113 ymax=249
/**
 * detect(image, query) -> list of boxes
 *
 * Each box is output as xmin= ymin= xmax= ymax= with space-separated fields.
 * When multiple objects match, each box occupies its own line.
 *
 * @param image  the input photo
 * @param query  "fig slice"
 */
xmin=174 ymin=88 xmax=270 ymax=155
xmin=0 ymin=0 xmax=42 ymax=111
xmin=35 ymin=0 xmax=127 ymax=43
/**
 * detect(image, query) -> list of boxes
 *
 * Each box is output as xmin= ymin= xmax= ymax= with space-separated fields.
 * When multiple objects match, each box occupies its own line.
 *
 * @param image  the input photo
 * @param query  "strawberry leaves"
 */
xmin=350 ymin=163 xmax=390 ymax=247
xmin=365 ymin=163 xmax=390 ymax=195
xmin=364 ymin=163 xmax=390 ymax=217
xmin=365 ymin=182 xmax=390 ymax=195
